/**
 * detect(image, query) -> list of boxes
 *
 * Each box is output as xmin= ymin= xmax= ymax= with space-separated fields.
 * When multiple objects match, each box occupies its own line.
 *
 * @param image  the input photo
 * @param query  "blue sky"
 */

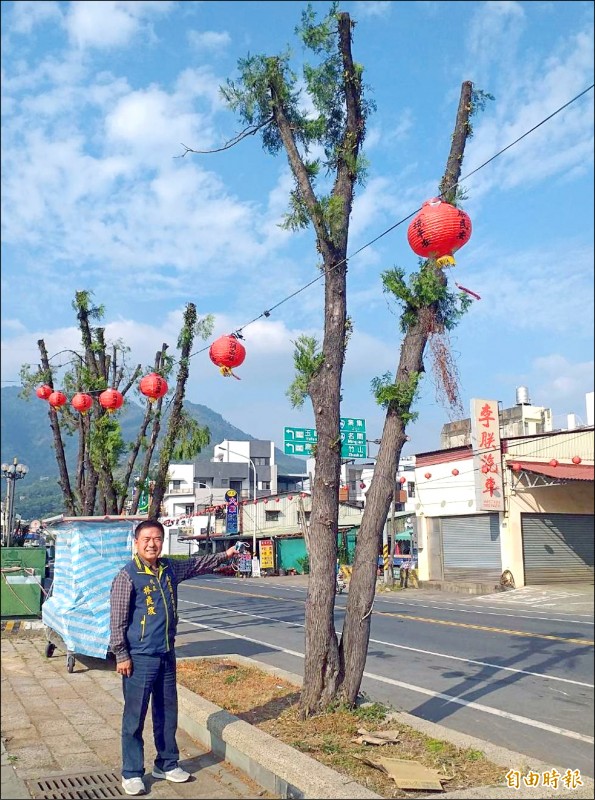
xmin=1 ymin=0 xmax=593 ymax=459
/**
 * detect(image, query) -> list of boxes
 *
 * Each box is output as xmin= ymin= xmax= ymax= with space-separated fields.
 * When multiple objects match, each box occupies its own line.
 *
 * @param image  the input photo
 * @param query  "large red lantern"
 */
xmin=209 ymin=335 xmax=246 ymax=378
xmin=99 ymin=388 xmax=124 ymax=414
xmin=407 ymin=198 xmax=472 ymax=267
xmin=36 ymin=384 xmax=53 ymax=401
xmin=48 ymin=391 xmax=67 ymax=409
xmin=139 ymin=373 xmax=168 ymax=402
xmin=71 ymin=392 xmax=93 ymax=415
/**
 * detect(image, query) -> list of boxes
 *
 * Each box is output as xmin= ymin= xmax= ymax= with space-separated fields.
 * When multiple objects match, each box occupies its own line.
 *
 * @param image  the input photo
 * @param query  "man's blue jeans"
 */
xmin=121 ymin=652 xmax=179 ymax=779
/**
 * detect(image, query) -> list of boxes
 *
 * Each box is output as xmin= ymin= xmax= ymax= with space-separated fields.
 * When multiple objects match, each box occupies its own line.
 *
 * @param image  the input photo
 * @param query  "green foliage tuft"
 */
xmin=371 ymin=371 xmax=421 ymax=423
xmin=286 ymin=335 xmax=324 ymax=408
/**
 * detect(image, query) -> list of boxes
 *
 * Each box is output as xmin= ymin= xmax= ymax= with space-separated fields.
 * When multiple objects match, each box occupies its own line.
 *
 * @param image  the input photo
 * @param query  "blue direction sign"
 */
xmin=284 ymin=418 xmax=367 ymax=458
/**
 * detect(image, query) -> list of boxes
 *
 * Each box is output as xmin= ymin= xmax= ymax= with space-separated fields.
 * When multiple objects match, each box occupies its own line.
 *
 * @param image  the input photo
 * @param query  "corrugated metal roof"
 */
xmin=508 ymin=461 xmax=594 ymax=481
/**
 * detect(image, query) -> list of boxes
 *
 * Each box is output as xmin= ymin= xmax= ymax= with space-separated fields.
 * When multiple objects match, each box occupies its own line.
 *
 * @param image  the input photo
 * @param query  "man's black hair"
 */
xmin=134 ymin=519 xmax=165 ymax=539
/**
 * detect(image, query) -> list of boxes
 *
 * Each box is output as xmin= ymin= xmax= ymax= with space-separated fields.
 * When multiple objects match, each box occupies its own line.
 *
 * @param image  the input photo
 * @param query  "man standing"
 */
xmin=110 ymin=519 xmax=246 ymax=796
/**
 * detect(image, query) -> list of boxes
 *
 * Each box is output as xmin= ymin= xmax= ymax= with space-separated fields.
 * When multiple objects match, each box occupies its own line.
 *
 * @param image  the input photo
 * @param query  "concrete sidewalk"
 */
xmin=1 ymin=631 xmax=273 ymax=799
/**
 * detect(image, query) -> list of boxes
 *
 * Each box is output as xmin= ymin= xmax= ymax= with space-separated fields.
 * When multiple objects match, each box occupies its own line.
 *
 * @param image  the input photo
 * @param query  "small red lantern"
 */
xmin=359 ymin=482 xmax=366 ymax=489
xmin=511 ymin=463 xmax=522 ymax=472
xmin=71 ymin=392 xmax=93 ymax=415
xmin=452 ymin=468 xmax=459 ymax=476
xmin=407 ymin=198 xmax=472 ymax=267
xmin=209 ymin=335 xmax=246 ymax=378
xmin=36 ymin=384 xmax=53 ymax=401
xmin=276 ymin=497 xmax=280 ymax=502
xmin=549 ymin=459 xmax=558 ymax=467
xmin=48 ymin=391 xmax=67 ymax=409
xmin=99 ymin=388 xmax=124 ymax=414
xmin=140 ymin=373 xmax=168 ymax=402
xmin=399 ymin=476 xmax=406 ymax=484
xmin=572 ymin=456 xmax=582 ymax=465
xmin=424 ymin=472 xmax=432 ymax=479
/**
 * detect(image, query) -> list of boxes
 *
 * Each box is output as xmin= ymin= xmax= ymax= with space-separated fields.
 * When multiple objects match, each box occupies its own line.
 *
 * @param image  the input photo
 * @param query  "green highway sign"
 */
xmin=284 ymin=418 xmax=367 ymax=458
xmin=283 ymin=426 xmax=317 ymax=456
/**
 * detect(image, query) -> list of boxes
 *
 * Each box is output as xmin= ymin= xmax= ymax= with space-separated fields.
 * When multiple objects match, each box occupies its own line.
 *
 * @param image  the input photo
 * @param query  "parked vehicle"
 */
xmin=336 ymin=574 xmax=346 ymax=594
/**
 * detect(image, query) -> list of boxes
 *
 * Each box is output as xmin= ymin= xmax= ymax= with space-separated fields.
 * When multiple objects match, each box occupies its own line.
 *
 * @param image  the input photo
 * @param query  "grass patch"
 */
xmin=177 ymin=657 xmax=507 ymax=798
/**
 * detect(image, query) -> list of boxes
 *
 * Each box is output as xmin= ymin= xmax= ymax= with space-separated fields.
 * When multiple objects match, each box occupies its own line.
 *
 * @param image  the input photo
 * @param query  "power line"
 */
xmin=188 ymin=83 xmax=594 ymax=360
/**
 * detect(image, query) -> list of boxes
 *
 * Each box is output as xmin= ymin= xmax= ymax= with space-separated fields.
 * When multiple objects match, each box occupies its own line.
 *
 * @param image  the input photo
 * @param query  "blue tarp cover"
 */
xmin=42 ymin=520 xmax=134 ymax=658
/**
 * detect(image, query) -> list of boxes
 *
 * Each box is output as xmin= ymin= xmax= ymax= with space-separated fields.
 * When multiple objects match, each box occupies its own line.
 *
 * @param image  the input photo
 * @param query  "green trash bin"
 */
xmin=1 ymin=547 xmax=45 ymax=618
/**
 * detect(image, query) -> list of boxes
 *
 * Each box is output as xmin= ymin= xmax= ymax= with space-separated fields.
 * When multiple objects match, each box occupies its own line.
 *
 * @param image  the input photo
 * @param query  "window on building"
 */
xmin=407 ymin=481 xmax=415 ymax=498
xmin=221 ymin=478 xmax=229 ymax=486
xmin=261 ymin=481 xmax=270 ymax=490
xmin=185 ymin=505 xmax=194 ymax=516
xmin=304 ymin=511 xmax=311 ymax=522
xmin=171 ymin=480 xmax=182 ymax=491
xmin=350 ymin=480 xmax=357 ymax=490
xmin=265 ymin=510 xmax=280 ymax=522
xmin=253 ymin=457 xmax=270 ymax=466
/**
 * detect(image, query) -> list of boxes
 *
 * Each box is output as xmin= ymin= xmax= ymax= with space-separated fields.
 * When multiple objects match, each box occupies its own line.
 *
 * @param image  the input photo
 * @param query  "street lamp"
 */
xmin=1 ymin=458 xmax=29 ymax=547
xmin=218 ymin=446 xmax=258 ymax=568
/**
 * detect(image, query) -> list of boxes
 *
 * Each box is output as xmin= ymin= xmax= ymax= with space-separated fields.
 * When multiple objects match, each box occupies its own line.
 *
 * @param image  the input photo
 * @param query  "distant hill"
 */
xmin=0 ymin=387 xmax=306 ymax=520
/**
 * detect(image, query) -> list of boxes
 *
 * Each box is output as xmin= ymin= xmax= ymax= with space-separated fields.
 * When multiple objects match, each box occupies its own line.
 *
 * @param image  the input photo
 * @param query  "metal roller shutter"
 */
xmin=168 ymin=529 xmax=193 ymax=556
xmin=442 ymin=514 xmax=501 ymax=582
xmin=522 ymin=514 xmax=594 ymax=584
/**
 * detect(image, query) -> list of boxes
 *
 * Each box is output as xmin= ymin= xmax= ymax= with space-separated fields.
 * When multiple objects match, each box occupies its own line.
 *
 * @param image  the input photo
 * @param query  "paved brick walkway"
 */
xmin=1 ymin=634 xmax=272 ymax=798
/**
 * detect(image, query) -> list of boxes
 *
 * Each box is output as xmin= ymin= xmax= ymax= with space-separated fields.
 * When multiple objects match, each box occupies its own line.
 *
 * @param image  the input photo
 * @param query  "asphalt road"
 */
xmin=174 ymin=576 xmax=594 ymax=777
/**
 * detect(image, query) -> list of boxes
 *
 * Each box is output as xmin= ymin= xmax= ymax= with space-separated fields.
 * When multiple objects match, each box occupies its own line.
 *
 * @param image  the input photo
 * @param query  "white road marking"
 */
xmin=178 ymin=599 xmax=595 ymax=688
xmin=179 ymin=615 xmax=594 ymax=746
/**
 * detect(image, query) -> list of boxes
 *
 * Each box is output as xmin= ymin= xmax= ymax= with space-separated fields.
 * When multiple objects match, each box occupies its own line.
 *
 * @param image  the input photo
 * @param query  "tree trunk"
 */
xmin=267 ymin=11 xmax=366 ymax=717
xmin=38 ymin=339 xmax=77 ymax=516
xmin=150 ymin=306 xmax=197 ymax=518
xmin=337 ymin=81 xmax=474 ymax=705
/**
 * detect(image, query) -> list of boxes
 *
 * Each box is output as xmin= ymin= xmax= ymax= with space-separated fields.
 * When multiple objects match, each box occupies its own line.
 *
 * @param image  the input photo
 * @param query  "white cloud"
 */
xmin=187 ymin=29 xmax=231 ymax=52
xmin=353 ymin=2 xmax=392 ymax=19
xmin=8 ymin=1 xmax=63 ymax=35
xmin=64 ymin=0 xmax=173 ymax=50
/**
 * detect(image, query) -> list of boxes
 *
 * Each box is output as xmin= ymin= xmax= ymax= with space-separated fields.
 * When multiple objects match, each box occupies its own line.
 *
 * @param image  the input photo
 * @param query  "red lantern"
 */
xmin=99 ymin=388 xmax=124 ymax=414
xmin=276 ymin=497 xmax=280 ymax=503
xmin=399 ymin=476 xmax=406 ymax=484
xmin=359 ymin=482 xmax=366 ymax=489
xmin=549 ymin=459 xmax=558 ymax=467
xmin=572 ymin=456 xmax=582 ymax=465
xmin=71 ymin=392 xmax=93 ymax=415
xmin=48 ymin=391 xmax=67 ymax=409
xmin=209 ymin=335 xmax=246 ymax=378
xmin=288 ymin=495 xmax=293 ymax=500
xmin=140 ymin=373 xmax=168 ymax=402
xmin=452 ymin=468 xmax=459 ymax=476
xmin=424 ymin=472 xmax=431 ymax=479
xmin=511 ymin=463 xmax=522 ymax=472
xmin=36 ymin=384 xmax=53 ymax=401
xmin=407 ymin=198 xmax=472 ymax=267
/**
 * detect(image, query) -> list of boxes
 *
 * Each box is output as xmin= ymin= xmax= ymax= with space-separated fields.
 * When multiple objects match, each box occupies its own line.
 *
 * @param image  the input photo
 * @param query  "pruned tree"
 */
xmin=20 ymin=291 xmax=213 ymax=517
xmin=337 ymin=82 xmax=487 ymax=704
xmin=189 ymin=4 xmax=486 ymax=715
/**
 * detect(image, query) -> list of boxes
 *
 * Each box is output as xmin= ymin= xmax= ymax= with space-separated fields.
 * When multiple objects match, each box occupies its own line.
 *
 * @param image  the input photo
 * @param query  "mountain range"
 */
xmin=0 ymin=386 xmax=306 ymax=520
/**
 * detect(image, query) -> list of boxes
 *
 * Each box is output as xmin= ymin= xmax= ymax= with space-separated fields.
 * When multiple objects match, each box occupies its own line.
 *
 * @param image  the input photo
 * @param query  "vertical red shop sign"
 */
xmin=470 ymin=398 xmax=504 ymax=512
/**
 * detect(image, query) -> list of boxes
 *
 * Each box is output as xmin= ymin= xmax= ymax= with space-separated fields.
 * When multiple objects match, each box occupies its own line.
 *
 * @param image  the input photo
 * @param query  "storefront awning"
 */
xmin=508 ymin=461 xmax=594 ymax=481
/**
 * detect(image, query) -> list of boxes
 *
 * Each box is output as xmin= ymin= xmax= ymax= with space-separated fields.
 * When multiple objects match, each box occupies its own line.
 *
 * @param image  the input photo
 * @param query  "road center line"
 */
xmin=178 ymin=615 xmax=594 ymax=746
xmin=178 ymin=599 xmax=594 ymax=688
xmin=185 ymin=584 xmax=595 ymax=646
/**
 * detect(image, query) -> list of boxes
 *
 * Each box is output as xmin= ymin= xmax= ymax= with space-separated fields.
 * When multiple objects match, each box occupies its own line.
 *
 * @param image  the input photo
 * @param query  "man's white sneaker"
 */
xmin=152 ymin=766 xmax=191 ymax=783
xmin=121 ymin=777 xmax=146 ymax=796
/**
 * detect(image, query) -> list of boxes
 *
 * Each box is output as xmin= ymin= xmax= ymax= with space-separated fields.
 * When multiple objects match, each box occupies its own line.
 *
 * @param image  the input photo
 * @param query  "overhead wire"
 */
xmin=188 ymin=82 xmax=594 ymax=359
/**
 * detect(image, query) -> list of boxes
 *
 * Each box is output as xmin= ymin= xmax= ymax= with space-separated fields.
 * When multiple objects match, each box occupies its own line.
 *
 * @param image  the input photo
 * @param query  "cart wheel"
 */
xmin=66 ymin=655 xmax=75 ymax=673
xmin=45 ymin=642 xmax=56 ymax=658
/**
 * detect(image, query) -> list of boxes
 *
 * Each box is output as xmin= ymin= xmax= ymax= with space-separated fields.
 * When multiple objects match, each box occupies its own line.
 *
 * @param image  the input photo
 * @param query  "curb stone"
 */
xmin=177 ymin=654 xmax=594 ymax=800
